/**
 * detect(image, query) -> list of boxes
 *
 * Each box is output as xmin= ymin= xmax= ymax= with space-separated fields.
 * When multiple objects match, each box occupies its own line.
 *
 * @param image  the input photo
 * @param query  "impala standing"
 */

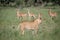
xmin=18 ymin=14 xmax=42 ymax=35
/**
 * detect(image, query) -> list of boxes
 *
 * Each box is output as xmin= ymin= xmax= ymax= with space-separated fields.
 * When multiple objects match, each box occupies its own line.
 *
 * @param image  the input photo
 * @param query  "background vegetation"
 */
xmin=0 ymin=0 xmax=60 ymax=7
xmin=0 ymin=0 xmax=60 ymax=40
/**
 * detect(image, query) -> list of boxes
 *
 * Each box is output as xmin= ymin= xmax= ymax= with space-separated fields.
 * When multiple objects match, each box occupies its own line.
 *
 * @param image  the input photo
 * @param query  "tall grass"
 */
xmin=0 ymin=7 xmax=60 ymax=40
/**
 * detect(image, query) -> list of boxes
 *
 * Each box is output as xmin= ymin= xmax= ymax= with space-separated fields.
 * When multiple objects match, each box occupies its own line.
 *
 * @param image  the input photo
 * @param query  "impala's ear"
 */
xmin=38 ymin=13 xmax=42 ymax=18
xmin=38 ymin=13 xmax=42 ymax=20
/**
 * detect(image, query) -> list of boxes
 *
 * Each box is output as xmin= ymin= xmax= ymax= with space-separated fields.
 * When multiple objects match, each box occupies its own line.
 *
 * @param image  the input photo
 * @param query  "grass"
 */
xmin=0 ymin=7 xmax=60 ymax=40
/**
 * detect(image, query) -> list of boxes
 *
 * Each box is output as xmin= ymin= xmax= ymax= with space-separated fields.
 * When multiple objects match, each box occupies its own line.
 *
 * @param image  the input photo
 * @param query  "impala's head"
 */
xmin=34 ymin=14 xmax=42 ymax=24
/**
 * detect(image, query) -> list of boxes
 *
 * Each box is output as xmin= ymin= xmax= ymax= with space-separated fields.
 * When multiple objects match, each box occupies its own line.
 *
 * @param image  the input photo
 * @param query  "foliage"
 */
xmin=0 ymin=7 xmax=60 ymax=40
xmin=0 ymin=0 xmax=60 ymax=7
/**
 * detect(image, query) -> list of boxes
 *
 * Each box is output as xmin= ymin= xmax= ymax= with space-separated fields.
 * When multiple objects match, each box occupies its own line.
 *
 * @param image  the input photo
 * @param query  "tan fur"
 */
xmin=16 ymin=9 xmax=27 ymax=18
xmin=27 ymin=8 xmax=36 ymax=18
xmin=28 ymin=13 xmax=36 ymax=18
xmin=48 ymin=9 xmax=57 ymax=17
xmin=18 ymin=14 xmax=42 ymax=35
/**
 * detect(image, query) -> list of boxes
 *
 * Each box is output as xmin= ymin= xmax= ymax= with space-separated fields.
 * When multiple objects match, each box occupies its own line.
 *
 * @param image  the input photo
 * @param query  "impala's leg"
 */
xmin=32 ymin=30 xmax=35 ymax=35
xmin=17 ymin=16 xmax=19 ymax=19
xmin=52 ymin=17 xmax=54 ymax=20
xmin=33 ymin=15 xmax=36 ymax=18
xmin=22 ymin=30 xmax=24 ymax=35
xmin=20 ymin=16 xmax=23 ymax=22
xmin=49 ymin=14 xmax=54 ymax=20
xmin=21 ymin=27 xmax=24 ymax=35
xmin=35 ymin=27 xmax=38 ymax=35
xmin=35 ymin=29 xmax=38 ymax=34
xmin=21 ymin=17 xmax=23 ymax=21
xmin=18 ymin=16 xmax=20 ymax=19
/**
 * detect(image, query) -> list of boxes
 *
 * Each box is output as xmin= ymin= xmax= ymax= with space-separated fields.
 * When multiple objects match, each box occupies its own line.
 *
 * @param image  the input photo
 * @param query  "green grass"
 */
xmin=0 ymin=7 xmax=60 ymax=40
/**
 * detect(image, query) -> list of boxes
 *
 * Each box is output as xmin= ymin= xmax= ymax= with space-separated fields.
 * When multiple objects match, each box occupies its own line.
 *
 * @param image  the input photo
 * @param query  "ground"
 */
xmin=0 ymin=7 xmax=60 ymax=40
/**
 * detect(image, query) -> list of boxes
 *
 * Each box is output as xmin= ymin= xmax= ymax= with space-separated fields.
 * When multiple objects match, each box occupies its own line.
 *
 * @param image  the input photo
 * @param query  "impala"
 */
xmin=48 ymin=8 xmax=57 ymax=18
xmin=16 ymin=9 xmax=27 ymax=19
xmin=27 ymin=8 xmax=36 ymax=18
xmin=18 ymin=14 xmax=42 ymax=35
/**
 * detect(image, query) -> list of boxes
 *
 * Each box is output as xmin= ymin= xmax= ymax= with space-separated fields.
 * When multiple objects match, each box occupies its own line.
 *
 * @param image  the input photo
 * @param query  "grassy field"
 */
xmin=0 ymin=7 xmax=60 ymax=40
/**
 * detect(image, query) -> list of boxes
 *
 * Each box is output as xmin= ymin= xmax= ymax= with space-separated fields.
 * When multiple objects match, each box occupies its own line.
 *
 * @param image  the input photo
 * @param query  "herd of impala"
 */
xmin=16 ymin=8 xmax=57 ymax=35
